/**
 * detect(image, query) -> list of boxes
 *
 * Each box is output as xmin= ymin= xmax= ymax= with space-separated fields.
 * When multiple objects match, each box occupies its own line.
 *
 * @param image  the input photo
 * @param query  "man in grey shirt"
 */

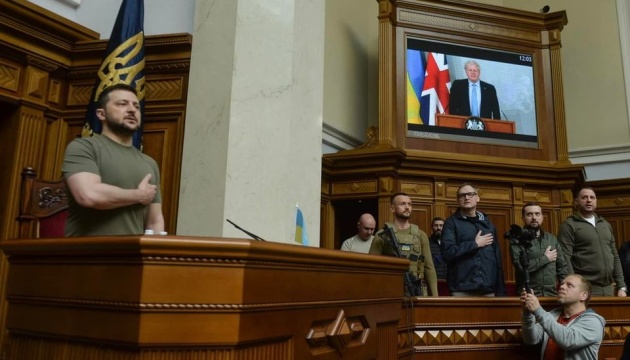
xmin=341 ymin=213 xmax=376 ymax=254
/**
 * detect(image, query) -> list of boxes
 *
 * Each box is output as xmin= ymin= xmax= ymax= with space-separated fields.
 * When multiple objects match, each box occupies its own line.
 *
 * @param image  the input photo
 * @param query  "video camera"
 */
xmin=504 ymin=224 xmax=538 ymax=293
xmin=504 ymin=224 xmax=537 ymax=248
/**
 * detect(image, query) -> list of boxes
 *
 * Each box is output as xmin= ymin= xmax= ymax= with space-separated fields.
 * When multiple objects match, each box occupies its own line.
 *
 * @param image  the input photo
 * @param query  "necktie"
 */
xmin=471 ymin=83 xmax=479 ymax=117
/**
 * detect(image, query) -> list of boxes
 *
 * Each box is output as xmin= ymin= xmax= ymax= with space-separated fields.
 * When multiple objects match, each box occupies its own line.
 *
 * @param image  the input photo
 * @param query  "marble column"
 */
xmin=177 ymin=0 xmax=324 ymax=245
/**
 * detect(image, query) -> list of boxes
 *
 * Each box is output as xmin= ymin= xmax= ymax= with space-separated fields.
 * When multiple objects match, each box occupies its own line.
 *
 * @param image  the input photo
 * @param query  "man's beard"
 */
xmin=557 ymin=297 xmax=565 ymax=305
xmin=433 ymin=230 xmax=442 ymax=238
xmin=107 ymin=117 xmax=138 ymax=136
xmin=557 ymin=297 xmax=574 ymax=306
xmin=395 ymin=212 xmax=410 ymax=220
xmin=524 ymin=223 xmax=540 ymax=231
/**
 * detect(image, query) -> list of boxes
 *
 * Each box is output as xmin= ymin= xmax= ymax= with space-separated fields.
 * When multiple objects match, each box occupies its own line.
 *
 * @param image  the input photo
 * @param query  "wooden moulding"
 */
xmin=1 ymin=236 xmax=409 ymax=359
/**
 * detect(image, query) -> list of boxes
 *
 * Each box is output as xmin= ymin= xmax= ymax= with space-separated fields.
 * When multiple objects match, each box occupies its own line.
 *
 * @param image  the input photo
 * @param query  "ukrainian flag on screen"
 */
xmin=295 ymin=208 xmax=308 ymax=246
xmin=407 ymin=49 xmax=425 ymax=125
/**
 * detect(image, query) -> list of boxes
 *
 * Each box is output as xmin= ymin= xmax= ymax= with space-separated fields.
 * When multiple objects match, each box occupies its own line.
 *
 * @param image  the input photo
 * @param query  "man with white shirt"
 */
xmin=341 ymin=213 xmax=376 ymax=254
xmin=557 ymin=187 xmax=627 ymax=297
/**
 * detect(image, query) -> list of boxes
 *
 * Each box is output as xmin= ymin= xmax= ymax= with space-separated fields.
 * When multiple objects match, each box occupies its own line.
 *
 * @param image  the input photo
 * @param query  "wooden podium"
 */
xmin=435 ymin=113 xmax=516 ymax=134
xmin=1 ymin=236 xmax=408 ymax=359
xmin=2 ymin=236 xmax=629 ymax=359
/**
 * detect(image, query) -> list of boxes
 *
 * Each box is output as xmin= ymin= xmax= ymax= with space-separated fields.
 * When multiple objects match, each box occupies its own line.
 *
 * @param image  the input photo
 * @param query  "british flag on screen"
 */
xmin=420 ymin=53 xmax=450 ymax=125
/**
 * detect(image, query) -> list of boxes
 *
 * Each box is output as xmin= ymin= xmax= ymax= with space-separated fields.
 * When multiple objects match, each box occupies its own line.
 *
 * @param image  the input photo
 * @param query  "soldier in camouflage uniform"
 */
xmin=369 ymin=193 xmax=438 ymax=297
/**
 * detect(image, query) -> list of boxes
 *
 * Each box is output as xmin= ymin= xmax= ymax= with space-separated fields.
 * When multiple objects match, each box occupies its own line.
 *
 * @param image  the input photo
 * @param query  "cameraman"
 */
xmin=509 ymin=202 xmax=568 ymax=296
xmin=521 ymin=274 xmax=605 ymax=360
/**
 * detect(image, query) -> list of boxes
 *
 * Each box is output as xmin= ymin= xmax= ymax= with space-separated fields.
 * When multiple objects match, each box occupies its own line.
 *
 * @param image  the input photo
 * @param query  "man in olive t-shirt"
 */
xmin=62 ymin=84 xmax=164 ymax=236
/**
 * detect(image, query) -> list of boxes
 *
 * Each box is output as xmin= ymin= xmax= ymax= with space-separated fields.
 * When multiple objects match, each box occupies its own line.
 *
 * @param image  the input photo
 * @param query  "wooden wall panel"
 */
xmin=142 ymin=113 xmax=184 ymax=236
xmin=408 ymin=201 xmax=431 ymax=235
xmin=586 ymin=179 xmax=630 ymax=249
xmin=1 ymin=106 xmax=47 ymax=240
xmin=480 ymin=206 xmax=514 ymax=283
xmin=0 ymin=60 xmax=20 ymax=92
xmin=40 ymin=118 xmax=68 ymax=180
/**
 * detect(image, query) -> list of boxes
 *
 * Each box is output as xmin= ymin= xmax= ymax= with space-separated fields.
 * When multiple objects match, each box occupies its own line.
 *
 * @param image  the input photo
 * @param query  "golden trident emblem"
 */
xmin=82 ymin=32 xmax=145 ymax=138
xmin=95 ymin=32 xmax=146 ymax=101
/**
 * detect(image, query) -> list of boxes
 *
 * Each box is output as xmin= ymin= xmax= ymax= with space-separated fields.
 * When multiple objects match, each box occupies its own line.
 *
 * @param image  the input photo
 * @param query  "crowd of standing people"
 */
xmin=339 ymin=185 xmax=630 ymax=359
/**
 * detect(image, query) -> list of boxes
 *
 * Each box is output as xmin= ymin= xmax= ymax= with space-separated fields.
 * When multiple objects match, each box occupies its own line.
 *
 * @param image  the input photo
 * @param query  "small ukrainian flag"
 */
xmin=295 ymin=206 xmax=309 ymax=246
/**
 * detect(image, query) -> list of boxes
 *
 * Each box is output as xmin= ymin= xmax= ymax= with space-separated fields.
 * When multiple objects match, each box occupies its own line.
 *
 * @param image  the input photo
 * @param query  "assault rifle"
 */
xmin=381 ymin=225 xmax=423 ymax=296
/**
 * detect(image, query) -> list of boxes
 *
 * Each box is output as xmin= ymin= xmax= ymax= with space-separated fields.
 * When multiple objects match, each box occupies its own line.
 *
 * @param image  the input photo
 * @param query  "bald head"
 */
xmin=357 ymin=213 xmax=376 ymax=240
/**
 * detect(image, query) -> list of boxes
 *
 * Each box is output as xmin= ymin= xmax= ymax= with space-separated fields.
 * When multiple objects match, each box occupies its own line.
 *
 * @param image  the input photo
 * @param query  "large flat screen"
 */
xmin=406 ymin=38 xmax=538 ymax=148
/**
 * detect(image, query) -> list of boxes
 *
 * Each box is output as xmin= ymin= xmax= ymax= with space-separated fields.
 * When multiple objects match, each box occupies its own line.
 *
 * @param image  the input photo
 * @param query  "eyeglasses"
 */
xmin=457 ymin=192 xmax=477 ymax=200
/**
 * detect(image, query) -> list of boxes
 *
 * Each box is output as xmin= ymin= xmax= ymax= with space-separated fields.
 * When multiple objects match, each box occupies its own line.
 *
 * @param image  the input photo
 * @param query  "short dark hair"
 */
xmin=432 ymin=217 xmax=444 ymax=225
xmin=390 ymin=192 xmax=409 ymax=204
xmin=97 ymin=83 xmax=138 ymax=109
xmin=574 ymin=186 xmax=595 ymax=199
xmin=521 ymin=202 xmax=541 ymax=216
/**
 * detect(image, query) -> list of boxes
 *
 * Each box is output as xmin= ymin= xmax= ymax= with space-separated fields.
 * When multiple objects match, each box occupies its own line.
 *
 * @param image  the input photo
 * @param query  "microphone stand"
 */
xmin=226 ymin=219 xmax=266 ymax=241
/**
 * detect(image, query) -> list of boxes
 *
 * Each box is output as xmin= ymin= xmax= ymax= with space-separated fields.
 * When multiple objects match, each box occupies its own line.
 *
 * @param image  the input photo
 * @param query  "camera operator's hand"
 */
xmin=520 ymin=289 xmax=541 ymax=313
xmin=475 ymin=230 xmax=493 ymax=248
xmin=544 ymin=246 xmax=557 ymax=262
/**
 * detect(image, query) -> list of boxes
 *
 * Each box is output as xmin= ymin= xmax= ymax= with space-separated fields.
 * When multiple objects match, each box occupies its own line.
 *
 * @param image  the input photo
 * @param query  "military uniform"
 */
xmin=369 ymin=223 xmax=438 ymax=296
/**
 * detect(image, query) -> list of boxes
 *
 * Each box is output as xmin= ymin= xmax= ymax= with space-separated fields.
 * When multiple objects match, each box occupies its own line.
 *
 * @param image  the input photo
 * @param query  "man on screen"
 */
xmin=449 ymin=60 xmax=501 ymax=119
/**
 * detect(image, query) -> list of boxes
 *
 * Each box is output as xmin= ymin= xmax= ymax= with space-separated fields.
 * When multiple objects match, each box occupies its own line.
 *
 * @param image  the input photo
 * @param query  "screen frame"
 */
xmin=395 ymin=28 xmax=558 ymax=162
xmin=406 ymin=37 xmax=537 ymax=145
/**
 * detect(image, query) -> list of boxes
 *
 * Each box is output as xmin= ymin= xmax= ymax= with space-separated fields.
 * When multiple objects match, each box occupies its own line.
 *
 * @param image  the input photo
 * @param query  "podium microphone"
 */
xmin=501 ymin=109 xmax=509 ymax=121
xmin=226 ymin=219 xmax=266 ymax=241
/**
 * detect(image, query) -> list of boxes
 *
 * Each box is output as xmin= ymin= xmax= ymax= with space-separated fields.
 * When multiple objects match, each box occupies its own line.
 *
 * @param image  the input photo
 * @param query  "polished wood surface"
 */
xmin=1 ymin=236 xmax=408 ymax=359
xmin=3 ymin=236 xmax=629 ymax=359
xmin=435 ymin=114 xmax=516 ymax=134
xmin=398 ymin=296 xmax=630 ymax=360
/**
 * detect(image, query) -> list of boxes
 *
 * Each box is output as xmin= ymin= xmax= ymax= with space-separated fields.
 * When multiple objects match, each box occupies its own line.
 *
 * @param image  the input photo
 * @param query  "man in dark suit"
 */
xmin=449 ymin=60 xmax=501 ymax=119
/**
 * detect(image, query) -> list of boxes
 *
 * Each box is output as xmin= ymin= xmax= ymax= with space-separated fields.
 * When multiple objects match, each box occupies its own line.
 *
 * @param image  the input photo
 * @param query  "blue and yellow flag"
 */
xmin=295 ymin=207 xmax=309 ymax=246
xmin=82 ymin=0 xmax=146 ymax=149
xmin=406 ymin=49 xmax=425 ymax=125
